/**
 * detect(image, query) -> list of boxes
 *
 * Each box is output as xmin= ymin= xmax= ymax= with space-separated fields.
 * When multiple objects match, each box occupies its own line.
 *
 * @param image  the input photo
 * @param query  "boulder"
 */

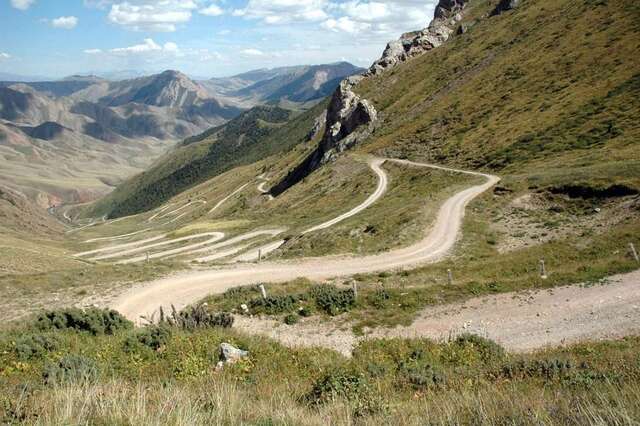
xmin=220 ymin=343 xmax=249 ymax=363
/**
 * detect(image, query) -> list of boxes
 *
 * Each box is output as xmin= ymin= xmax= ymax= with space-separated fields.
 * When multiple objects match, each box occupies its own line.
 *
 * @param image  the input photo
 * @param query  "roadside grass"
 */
xmin=1 ymin=310 xmax=638 ymax=425
xmin=0 ymin=261 xmax=185 ymax=325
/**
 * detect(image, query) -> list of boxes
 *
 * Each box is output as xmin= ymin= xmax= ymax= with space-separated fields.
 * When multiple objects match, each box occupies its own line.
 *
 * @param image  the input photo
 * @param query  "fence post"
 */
xmin=447 ymin=269 xmax=454 ymax=285
xmin=539 ymin=259 xmax=548 ymax=280
xmin=630 ymin=243 xmax=640 ymax=263
xmin=258 ymin=249 xmax=262 ymax=262
xmin=352 ymin=281 xmax=358 ymax=300
xmin=259 ymin=284 xmax=267 ymax=299
xmin=146 ymin=252 xmax=150 ymax=263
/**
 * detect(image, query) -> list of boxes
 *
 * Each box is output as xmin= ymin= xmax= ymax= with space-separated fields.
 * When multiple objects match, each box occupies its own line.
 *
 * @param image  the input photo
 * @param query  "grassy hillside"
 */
xmin=356 ymin=0 xmax=640 ymax=189
xmin=90 ymin=103 xmax=327 ymax=218
xmin=1 ymin=310 xmax=638 ymax=424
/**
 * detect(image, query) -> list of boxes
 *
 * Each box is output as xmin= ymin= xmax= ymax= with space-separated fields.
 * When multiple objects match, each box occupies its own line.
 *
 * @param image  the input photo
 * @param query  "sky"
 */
xmin=0 ymin=0 xmax=438 ymax=79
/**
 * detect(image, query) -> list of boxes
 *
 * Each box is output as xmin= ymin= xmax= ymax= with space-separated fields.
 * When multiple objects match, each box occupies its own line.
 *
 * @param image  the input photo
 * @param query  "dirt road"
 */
xmin=111 ymin=158 xmax=500 ymax=321
xmin=233 ymin=269 xmax=640 ymax=356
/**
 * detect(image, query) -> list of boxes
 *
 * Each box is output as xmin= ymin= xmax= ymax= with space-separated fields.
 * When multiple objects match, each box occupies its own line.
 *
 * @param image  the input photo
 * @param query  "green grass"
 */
xmin=1 ymin=310 xmax=639 ymax=425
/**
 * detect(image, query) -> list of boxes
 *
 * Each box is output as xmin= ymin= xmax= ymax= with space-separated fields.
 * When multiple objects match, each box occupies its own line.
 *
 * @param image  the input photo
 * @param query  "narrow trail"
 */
xmin=112 ymin=158 xmax=500 ymax=321
xmin=209 ymin=184 xmax=249 ymax=214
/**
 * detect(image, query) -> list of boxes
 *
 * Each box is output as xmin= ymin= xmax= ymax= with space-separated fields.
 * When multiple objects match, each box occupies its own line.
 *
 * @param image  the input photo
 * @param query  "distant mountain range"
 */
xmin=0 ymin=62 xmax=364 ymax=206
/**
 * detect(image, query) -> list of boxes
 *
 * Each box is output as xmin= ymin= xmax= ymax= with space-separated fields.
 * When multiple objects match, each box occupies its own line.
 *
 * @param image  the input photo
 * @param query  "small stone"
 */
xmin=220 ymin=343 xmax=249 ymax=363
xmin=240 ymin=304 xmax=249 ymax=313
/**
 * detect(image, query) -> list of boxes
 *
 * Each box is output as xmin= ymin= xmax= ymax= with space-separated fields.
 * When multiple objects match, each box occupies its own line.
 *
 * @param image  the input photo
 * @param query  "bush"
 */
xmin=453 ymin=334 xmax=506 ymax=364
xmin=305 ymin=370 xmax=369 ymax=405
xmin=305 ymin=370 xmax=386 ymax=417
xmin=35 ymin=308 xmax=132 ymax=335
xmin=14 ymin=334 xmax=60 ymax=360
xmin=402 ymin=364 xmax=446 ymax=390
xmin=310 ymin=285 xmax=355 ymax=316
xmin=155 ymin=305 xmax=234 ymax=330
xmin=369 ymin=288 xmax=390 ymax=309
xmin=284 ymin=314 xmax=299 ymax=325
xmin=43 ymin=355 xmax=99 ymax=385
xmin=124 ymin=325 xmax=172 ymax=352
xmin=249 ymin=295 xmax=298 ymax=315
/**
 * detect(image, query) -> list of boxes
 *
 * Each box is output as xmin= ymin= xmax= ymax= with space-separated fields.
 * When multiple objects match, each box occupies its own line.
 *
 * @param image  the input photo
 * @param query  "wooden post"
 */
xmin=447 ymin=269 xmax=453 ymax=285
xmin=258 ymin=249 xmax=262 ymax=262
xmin=146 ymin=252 xmax=150 ymax=263
xmin=259 ymin=284 xmax=267 ymax=299
xmin=352 ymin=281 xmax=358 ymax=300
xmin=630 ymin=243 xmax=640 ymax=263
xmin=539 ymin=259 xmax=548 ymax=280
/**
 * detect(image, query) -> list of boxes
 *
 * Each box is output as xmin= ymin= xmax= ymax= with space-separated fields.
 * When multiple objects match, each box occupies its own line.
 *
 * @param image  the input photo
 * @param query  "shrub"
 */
xmin=249 ymin=295 xmax=298 ymax=315
xmin=369 ymin=288 xmax=390 ymax=309
xmin=35 ymin=308 xmax=132 ymax=335
xmin=284 ymin=314 xmax=298 ymax=325
xmin=305 ymin=370 xmax=387 ymax=417
xmin=305 ymin=370 xmax=369 ymax=405
xmin=154 ymin=305 xmax=234 ymax=330
xmin=14 ymin=334 xmax=60 ymax=360
xmin=124 ymin=325 xmax=172 ymax=352
xmin=402 ymin=364 xmax=446 ymax=390
xmin=453 ymin=334 xmax=506 ymax=364
xmin=310 ymin=285 xmax=355 ymax=316
xmin=43 ymin=355 xmax=99 ymax=385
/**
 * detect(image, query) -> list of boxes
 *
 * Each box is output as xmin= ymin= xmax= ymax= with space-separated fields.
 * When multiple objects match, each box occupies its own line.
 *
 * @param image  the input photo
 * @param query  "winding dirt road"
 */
xmin=112 ymin=158 xmax=499 ymax=321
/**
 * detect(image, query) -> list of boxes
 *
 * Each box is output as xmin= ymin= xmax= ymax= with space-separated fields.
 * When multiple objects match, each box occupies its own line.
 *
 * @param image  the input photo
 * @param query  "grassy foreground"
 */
xmin=1 ymin=308 xmax=639 ymax=425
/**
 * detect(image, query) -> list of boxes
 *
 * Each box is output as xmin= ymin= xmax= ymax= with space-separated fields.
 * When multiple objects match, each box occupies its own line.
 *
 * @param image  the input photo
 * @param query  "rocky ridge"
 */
xmin=271 ymin=0 xmax=470 ymax=196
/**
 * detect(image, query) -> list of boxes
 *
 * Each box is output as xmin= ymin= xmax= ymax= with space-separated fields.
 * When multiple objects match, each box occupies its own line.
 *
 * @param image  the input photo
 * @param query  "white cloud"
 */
xmin=199 ymin=4 xmax=223 ymax=16
xmin=84 ymin=48 xmax=102 ymax=54
xmin=241 ymin=48 xmax=265 ymax=57
xmin=51 ymin=16 xmax=79 ymax=29
xmin=322 ymin=17 xmax=370 ymax=34
xmin=0 ymin=53 xmax=11 ymax=59
xmin=10 ymin=0 xmax=35 ymax=10
xmin=107 ymin=1 xmax=198 ymax=32
xmin=108 ymin=38 xmax=180 ymax=55
xmin=234 ymin=0 xmax=328 ymax=25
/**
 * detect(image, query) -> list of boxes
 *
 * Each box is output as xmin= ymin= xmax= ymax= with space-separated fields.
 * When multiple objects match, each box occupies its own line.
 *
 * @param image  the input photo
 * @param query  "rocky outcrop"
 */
xmin=367 ymin=0 xmax=469 ymax=76
xmin=305 ymin=110 xmax=327 ymax=142
xmin=490 ymin=0 xmax=520 ymax=16
xmin=272 ymin=0 xmax=470 ymax=196
xmin=270 ymin=76 xmax=376 ymax=196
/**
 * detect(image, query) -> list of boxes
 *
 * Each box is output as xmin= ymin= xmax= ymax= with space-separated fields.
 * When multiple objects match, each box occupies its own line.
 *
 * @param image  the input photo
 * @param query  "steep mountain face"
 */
xmin=272 ymin=0 xmax=638 ymax=201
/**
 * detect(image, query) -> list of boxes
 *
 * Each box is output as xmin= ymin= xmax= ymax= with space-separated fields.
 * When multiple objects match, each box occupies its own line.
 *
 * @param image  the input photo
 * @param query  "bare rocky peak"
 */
xmin=367 ymin=0 xmax=469 ymax=76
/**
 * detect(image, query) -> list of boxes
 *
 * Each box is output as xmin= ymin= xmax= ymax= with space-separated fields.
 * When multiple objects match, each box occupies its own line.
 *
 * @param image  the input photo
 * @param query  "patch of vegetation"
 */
xmin=124 ymin=325 xmax=172 ymax=352
xmin=150 ymin=304 xmax=234 ymax=330
xmin=1 ymin=307 xmax=639 ymax=425
xmin=35 ymin=308 xmax=132 ymax=335
xmin=43 ymin=355 xmax=99 ymax=385
xmin=14 ymin=334 xmax=60 ymax=360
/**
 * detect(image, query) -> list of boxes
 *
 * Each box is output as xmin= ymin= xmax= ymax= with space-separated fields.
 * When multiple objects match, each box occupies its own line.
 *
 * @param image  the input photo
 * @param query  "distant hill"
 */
xmin=90 ymin=102 xmax=327 ymax=218
xmin=203 ymin=62 xmax=365 ymax=104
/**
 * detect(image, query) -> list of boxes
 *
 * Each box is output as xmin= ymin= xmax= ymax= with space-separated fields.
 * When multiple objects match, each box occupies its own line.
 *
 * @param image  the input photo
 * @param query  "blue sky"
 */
xmin=0 ymin=0 xmax=438 ymax=79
